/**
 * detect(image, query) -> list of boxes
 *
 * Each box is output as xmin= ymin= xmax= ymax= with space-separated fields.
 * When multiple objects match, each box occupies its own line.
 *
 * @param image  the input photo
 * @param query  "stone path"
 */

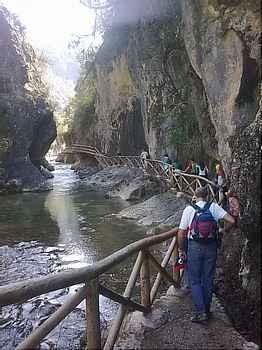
xmin=115 ymin=288 xmax=258 ymax=350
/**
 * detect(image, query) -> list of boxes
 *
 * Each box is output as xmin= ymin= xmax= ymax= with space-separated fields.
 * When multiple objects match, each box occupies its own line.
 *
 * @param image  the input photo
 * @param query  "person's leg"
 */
xmin=202 ymin=242 xmax=217 ymax=314
xmin=188 ymin=241 xmax=205 ymax=313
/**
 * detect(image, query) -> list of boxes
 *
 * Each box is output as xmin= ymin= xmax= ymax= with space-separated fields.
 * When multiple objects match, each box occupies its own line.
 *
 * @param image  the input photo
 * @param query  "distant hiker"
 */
xmin=191 ymin=160 xmax=198 ymax=175
xmin=215 ymin=162 xmax=225 ymax=203
xmin=177 ymin=186 xmax=235 ymax=323
xmin=162 ymin=153 xmax=172 ymax=175
xmin=225 ymin=190 xmax=240 ymax=223
xmin=215 ymin=162 xmax=225 ymax=186
xmin=196 ymin=161 xmax=209 ymax=186
xmin=196 ymin=161 xmax=209 ymax=178
xmin=140 ymin=149 xmax=149 ymax=170
xmin=185 ymin=159 xmax=198 ymax=175
xmin=173 ymin=159 xmax=182 ymax=172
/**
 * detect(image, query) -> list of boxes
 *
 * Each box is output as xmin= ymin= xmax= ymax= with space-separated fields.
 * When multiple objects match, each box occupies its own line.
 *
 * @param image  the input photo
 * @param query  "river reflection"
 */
xmin=0 ymin=163 xmax=145 ymax=349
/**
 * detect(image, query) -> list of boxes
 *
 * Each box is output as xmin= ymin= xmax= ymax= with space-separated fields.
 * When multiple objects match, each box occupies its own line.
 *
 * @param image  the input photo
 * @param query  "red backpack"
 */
xmin=190 ymin=202 xmax=218 ymax=242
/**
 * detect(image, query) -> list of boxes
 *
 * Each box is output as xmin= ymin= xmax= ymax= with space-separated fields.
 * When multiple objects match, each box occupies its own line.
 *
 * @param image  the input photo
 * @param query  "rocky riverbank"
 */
xmin=71 ymin=164 xmax=167 ymax=202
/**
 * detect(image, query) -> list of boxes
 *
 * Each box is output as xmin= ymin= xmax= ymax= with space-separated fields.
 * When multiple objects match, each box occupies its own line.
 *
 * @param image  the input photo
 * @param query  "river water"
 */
xmin=0 ymin=163 xmax=145 ymax=349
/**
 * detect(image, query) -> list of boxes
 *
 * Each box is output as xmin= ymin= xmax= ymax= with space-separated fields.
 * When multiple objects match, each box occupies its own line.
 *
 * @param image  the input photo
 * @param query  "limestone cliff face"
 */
xmin=181 ymin=1 xmax=261 ymax=341
xmin=71 ymin=1 xmax=216 ymax=161
xmin=0 ymin=7 xmax=56 ymax=191
xmin=70 ymin=0 xmax=261 ymax=341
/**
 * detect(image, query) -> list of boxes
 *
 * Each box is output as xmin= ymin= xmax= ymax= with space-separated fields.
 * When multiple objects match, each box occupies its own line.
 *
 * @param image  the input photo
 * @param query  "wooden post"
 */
xmin=86 ymin=278 xmax=101 ymax=350
xmin=150 ymin=235 xmax=178 ymax=302
xmin=16 ymin=286 xmax=88 ymax=350
xmin=104 ymin=251 xmax=143 ymax=350
xmin=140 ymin=250 xmax=151 ymax=313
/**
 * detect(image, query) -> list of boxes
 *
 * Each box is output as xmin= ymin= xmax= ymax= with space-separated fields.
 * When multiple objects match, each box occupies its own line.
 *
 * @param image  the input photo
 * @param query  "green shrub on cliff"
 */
xmin=169 ymin=109 xmax=199 ymax=146
xmin=110 ymin=56 xmax=136 ymax=97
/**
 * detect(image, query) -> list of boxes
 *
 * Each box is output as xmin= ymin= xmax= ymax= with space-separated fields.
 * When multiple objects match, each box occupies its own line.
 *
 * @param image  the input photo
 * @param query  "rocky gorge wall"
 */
xmin=0 ymin=7 xmax=56 ymax=192
xmin=69 ymin=0 xmax=261 ymax=342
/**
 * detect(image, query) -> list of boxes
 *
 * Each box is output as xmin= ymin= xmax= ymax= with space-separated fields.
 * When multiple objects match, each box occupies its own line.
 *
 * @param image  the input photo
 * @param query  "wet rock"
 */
xmin=108 ymin=173 xmax=163 ymax=201
xmin=40 ymin=166 xmax=54 ymax=179
xmin=117 ymin=191 xmax=187 ymax=227
xmin=41 ymin=158 xmax=55 ymax=172
xmin=84 ymin=166 xmax=161 ymax=200
xmin=76 ymin=167 xmax=99 ymax=179
xmin=242 ymin=341 xmax=260 ymax=350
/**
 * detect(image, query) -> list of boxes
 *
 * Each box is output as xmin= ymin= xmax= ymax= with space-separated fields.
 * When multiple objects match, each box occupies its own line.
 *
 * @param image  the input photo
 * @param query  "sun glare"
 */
xmin=1 ymin=0 xmax=97 ymax=52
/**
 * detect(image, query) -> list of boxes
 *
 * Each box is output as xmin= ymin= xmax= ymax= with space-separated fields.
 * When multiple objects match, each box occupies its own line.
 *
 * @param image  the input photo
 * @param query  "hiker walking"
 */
xmin=196 ymin=161 xmax=209 ymax=186
xmin=162 ymin=153 xmax=172 ymax=176
xmin=185 ymin=159 xmax=198 ymax=175
xmin=173 ymin=159 xmax=182 ymax=172
xmin=215 ymin=162 xmax=225 ymax=203
xmin=225 ymin=190 xmax=240 ymax=224
xmin=196 ymin=161 xmax=209 ymax=178
xmin=140 ymin=148 xmax=149 ymax=171
xmin=177 ymin=186 xmax=235 ymax=322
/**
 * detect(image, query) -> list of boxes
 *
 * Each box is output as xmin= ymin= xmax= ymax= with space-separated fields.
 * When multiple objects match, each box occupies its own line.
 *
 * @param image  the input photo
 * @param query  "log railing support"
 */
xmin=16 ymin=286 xmax=88 ymax=350
xmin=104 ymin=251 xmax=143 ymax=350
xmin=150 ymin=236 xmax=178 ymax=302
xmin=148 ymin=252 xmax=177 ymax=286
xmin=86 ymin=278 xmax=101 ymax=350
xmin=140 ymin=250 xmax=151 ymax=313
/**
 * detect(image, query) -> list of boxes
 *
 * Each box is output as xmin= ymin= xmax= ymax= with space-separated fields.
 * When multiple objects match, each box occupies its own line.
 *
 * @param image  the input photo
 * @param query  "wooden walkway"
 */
xmin=0 ymin=145 xmax=221 ymax=349
xmin=62 ymin=144 xmax=218 ymax=202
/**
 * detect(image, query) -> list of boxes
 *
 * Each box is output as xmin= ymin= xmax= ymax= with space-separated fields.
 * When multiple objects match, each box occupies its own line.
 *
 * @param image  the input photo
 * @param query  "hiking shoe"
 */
xmin=190 ymin=312 xmax=208 ymax=323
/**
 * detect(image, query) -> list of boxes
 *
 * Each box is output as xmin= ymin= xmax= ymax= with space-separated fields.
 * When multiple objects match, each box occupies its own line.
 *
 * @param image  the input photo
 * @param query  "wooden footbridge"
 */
xmin=0 ymin=145 xmax=220 ymax=349
xmin=61 ymin=144 xmax=218 ymax=202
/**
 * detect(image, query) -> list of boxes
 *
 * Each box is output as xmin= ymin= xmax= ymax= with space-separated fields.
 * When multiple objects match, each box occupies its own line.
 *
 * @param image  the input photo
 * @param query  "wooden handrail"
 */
xmin=61 ymin=144 xmax=218 ymax=203
xmin=0 ymin=229 xmax=178 ymax=306
xmin=1 ymin=230 xmax=180 ymax=350
xmin=8 ymin=144 xmax=223 ymax=349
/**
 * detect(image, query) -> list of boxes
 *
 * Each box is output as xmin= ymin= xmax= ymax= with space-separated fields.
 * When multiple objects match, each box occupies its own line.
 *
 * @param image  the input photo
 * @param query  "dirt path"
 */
xmin=115 ymin=289 xmax=256 ymax=350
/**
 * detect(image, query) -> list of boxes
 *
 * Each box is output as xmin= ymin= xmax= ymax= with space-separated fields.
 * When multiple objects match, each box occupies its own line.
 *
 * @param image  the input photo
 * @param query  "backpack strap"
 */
xmin=203 ymin=202 xmax=212 ymax=211
xmin=190 ymin=202 xmax=212 ymax=212
xmin=190 ymin=203 xmax=201 ymax=212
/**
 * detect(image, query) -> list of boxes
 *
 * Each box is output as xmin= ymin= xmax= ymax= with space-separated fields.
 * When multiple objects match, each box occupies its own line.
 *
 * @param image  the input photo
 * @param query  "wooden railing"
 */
xmin=0 ymin=229 xmax=181 ymax=350
xmin=62 ymin=144 xmax=218 ymax=202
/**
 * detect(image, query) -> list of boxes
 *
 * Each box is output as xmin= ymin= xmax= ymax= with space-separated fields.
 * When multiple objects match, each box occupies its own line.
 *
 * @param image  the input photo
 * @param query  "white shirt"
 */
xmin=217 ymin=175 xmax=224 ymax=186
xmin=179 ymin=201 xmax=227 ymax=238
xmin=140 ymin=151 xmax=148 ymax=160
xmin=197 ymin=166 xmax=208 ymax=176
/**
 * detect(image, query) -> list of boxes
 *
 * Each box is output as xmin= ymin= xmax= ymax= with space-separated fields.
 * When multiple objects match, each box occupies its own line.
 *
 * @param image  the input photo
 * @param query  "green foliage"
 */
xmin=111 ymin=57 xmax=136 ymax=97
xmin=59 ymin=49 xmax=98 ymax=143
xmin=170 ymin=112 xmax=199 ymax=145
